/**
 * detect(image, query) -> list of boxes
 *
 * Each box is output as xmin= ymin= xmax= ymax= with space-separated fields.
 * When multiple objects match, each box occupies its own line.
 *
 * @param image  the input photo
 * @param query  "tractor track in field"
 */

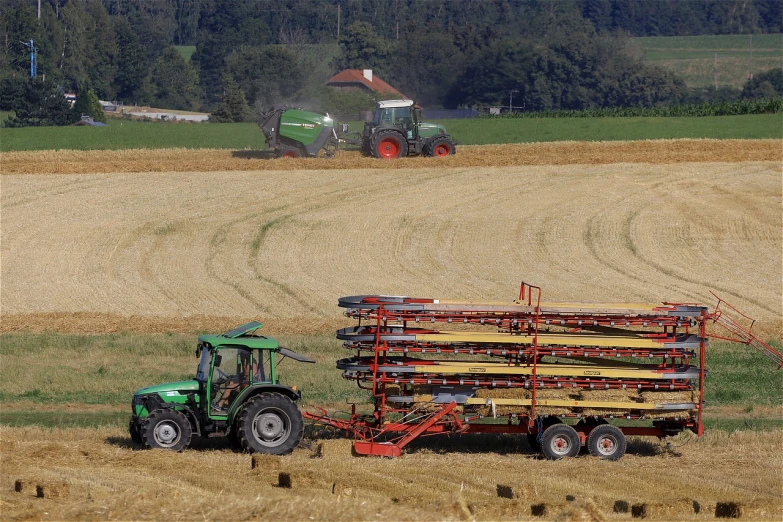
xmin=1 ymin=140 xmax=780 ymax=337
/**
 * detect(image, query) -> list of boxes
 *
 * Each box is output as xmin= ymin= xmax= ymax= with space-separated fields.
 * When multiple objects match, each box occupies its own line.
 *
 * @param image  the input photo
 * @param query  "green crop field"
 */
xmin=1 ymin=113 xmax=781 ymax=152
xmin=0 ymin=332 xmax=780 ymax=430
xmin=636 ymin=33 xmax=783 ymax=89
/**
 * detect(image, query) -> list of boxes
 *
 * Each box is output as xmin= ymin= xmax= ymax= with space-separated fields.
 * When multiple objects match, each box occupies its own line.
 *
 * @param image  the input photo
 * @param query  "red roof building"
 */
xmin=325 ymin=69 xmax=408 ymax=99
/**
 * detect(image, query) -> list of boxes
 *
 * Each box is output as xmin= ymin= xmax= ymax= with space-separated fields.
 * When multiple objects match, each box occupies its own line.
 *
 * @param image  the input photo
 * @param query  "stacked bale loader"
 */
xmin=303 ymin=283 xmax=780 ymax=459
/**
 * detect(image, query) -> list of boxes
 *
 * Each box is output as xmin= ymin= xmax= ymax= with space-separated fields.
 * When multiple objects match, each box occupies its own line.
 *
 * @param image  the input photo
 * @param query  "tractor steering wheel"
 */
xmin=212 ymin=368 xmax=229 ymax=384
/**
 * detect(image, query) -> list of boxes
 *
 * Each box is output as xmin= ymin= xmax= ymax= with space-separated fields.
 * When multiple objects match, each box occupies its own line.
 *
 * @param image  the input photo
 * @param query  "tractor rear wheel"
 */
xmin=371 ymin=130 xmax=408 ymax=159
xmin=426 ymin=136 xmax=456 ymax=157
xmin=142 ymin=409 xmax=192 ymax=451
xmin=541 ymin=424 xmax=580 ymax=460
xmin=237 ymin=393 xmax=303 ymax=455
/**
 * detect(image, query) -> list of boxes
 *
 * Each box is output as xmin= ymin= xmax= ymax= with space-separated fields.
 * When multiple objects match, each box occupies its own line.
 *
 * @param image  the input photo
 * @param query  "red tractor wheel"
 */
xmin=371 ymin=131 xmax=408 ymax=159
xmin=426 ymin=137 xmax=456 ymax=157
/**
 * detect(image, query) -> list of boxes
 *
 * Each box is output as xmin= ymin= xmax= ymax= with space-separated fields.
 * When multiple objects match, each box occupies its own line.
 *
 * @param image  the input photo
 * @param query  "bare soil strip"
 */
xmin=1 ymin=139 xmax=780 ymax=174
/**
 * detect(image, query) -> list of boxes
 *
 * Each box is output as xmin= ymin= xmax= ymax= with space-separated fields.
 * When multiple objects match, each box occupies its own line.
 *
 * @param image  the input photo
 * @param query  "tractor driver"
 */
xmin=213 ymin=350 xmax=251 ymax=412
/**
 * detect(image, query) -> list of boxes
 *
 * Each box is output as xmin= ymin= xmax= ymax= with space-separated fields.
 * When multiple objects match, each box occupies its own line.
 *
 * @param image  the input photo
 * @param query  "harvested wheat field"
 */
xmin=1 ymin=426 xmax=782 ymax=521
xmin=1 ymin=140 xmax=782 ymax=521
xmin=2 ymin=140 xmax=781 ymax=336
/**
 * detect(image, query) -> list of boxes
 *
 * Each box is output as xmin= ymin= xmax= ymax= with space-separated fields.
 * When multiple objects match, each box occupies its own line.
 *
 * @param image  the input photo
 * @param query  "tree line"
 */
xmin=1 ymin=0 xmax=781 ymax=126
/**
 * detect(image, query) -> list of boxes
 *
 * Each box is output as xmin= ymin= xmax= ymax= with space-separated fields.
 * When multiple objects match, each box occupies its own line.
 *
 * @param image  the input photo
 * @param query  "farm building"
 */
xmin=325 ymin=69 xmax=409 ymax=100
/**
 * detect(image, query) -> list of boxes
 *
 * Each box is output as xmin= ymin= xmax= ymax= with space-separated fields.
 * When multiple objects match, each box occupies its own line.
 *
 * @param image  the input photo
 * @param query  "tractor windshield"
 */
xmin=196 ymin=347 xmax=211 ymax=382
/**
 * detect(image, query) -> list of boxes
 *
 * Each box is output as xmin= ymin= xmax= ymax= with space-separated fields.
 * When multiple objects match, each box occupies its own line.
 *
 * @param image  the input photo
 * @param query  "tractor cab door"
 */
xmin=208 ymin=347 xmax=252 ymax=415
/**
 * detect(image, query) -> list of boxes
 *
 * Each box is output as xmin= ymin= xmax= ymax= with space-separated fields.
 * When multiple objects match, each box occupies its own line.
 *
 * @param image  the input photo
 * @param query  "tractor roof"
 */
xmin=377 ymin=99 xmax=415 ymax=109
xmin=197 ymin=321 xmax=279 ymax=349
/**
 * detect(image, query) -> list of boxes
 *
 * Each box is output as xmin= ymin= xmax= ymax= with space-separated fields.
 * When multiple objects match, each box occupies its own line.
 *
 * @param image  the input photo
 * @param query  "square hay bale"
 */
xmin=315 ymin=438 xmax=355 ymax=458
xmin=35 ymin=483 xmax=69 ymax=499
xmin=631 ymin=503 xmax=648 ymax=518
xmin=578 ymin=388 xmax=641 ymax=402
xmin=496 ymin=484 xmax=514 ymax=499
xmin=715 ymin=502 xmax=742 ymax=518
xmin=613 ymin=500 xmax=630 ymax=513
xmin=631 ymin=500 xmax=695 ymax=519
xmin=277 ymin=471 xmax=314 ymax=489
xmin=531 ymin=503 xmax=549 ymax=517
xmin=14 ymin=479 xmax=34 ymax=495
xmin=554 ymin=499 xmax=606 ymax=522
xmin=640 ymin=390 xmax=697 ymax=404
xmin=251 ymin=453 xmax=281 ymax=471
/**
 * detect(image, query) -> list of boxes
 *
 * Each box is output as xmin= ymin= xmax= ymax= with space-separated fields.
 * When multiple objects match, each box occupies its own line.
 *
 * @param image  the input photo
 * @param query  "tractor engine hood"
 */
xmin=133 ymin=380 xmax=200 ymax=397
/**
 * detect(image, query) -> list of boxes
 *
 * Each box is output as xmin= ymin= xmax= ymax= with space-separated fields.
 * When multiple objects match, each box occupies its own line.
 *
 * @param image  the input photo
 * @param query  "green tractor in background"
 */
xmin=361 ymin=99 xmax=456 ymax=159
xmin=129 ymin=322 xmax=314 ymax=454
xmin=258 ymin=100 xmax=456 ymax=159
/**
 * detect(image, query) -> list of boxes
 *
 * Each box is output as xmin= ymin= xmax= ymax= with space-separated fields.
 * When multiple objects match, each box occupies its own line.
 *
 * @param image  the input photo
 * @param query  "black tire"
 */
xmin=526 ymin=416 xmax=562 ymax=451
xmin=541 ymin=424 xmax=581 ymax=460
xmin=129 ymin=418 xmax=142 ymax=445
xmin=237 ymin=393 xmax=303 ymax=455
xmin=425 ymin=136 xmax=456 ymax=157
xmin=142 ymin=409 xmax=192 ymax=451
xmin=587 ymin=424 xmax=626 ymax=461
xmin=278 ymin=144 xmax=301 ymax=158
xmin=371 ymin=130 xmax=408 ymax=159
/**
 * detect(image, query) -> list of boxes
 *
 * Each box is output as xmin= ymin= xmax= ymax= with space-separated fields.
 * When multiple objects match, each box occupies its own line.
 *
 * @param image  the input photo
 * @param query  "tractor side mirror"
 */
xmin=214 ymin=354 xmax=222 ymax=367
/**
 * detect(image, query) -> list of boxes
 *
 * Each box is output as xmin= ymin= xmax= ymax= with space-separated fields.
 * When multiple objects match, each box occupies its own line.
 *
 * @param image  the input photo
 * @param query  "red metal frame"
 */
xmin=305 ymin=284 xmax=782 ymax=457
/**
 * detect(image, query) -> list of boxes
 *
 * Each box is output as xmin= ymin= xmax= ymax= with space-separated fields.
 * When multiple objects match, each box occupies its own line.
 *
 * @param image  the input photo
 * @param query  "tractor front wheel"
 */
xmin=425 ymin=136 xmax=456 ymax=157
xmin=237 ymin=393 xmax=303 ymax=455
xmin=371 ymin=130 xmax=408 ymax=159
xmin=142 ymin=409 xmax=192 ymax=451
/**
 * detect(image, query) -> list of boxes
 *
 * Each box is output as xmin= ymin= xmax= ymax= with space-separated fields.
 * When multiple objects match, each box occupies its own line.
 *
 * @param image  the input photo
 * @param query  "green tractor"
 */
xmin=361 ymin=99 xmax=456 ymax=159
xmin=257 ymin=100 xmax=455 ymax=160
xmin=129 ymin=322 xmax=314 ymax=454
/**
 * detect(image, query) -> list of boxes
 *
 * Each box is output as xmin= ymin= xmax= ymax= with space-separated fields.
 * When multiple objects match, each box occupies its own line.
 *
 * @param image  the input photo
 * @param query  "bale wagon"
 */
xmin=304 ymin=283 xmax=782 ymax=460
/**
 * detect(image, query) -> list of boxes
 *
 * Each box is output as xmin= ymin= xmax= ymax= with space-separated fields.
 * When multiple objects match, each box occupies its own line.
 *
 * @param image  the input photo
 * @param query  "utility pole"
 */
xmin=337 ymin=3 xmax=341 ymax=42
xmin=749 ymin=34 xmax=753 ymax=80
xmin=37 ymin=0 xmax=41 ymax=19
xmin=22 ymin=39 xmax=36 ymax=78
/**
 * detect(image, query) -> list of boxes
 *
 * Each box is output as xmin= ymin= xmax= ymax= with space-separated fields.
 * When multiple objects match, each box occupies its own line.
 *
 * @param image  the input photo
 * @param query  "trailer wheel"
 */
xmin=426 ymin=136 xmax=456 ymax=157
xmin=526 ymin=417 xmax=562 ymax=451
xmin=587 ymin=424 xmax=626 ymax=461
xmin=279 ymin=145 xmax=301 ymax=158
xmin=541 ymin=424 xmax=580 ymax=460
xmin=372 ymin=130 xmax=408 ymax=159
xmin=237 ymin=393 xmax=303 ymax=455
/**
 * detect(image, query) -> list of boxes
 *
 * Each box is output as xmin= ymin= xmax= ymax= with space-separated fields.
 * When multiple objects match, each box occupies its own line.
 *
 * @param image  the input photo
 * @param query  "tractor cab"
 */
xmin=372 ymin=100 xmax=418 ymax=139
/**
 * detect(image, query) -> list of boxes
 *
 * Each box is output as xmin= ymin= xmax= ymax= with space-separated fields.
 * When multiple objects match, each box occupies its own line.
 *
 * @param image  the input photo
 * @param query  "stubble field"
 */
xmin=1 ymin=139 xmax=781 ymax=520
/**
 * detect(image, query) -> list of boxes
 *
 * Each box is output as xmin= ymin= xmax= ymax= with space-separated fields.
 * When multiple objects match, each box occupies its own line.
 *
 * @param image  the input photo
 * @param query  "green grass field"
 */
xmin=1 ymin=113 xmax=781 ymax=152
xmin=0 ymin=332 xmax=780 ymax=430
xmin=636 ymin=34 xmax=783 ymax=89
xmin=173 ymin=45 xmax=196 ymax=61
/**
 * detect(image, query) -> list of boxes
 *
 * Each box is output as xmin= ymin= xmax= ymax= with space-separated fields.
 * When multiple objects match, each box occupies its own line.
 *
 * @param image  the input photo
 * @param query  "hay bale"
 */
xmin=315 ymin=438 xmax=354 ymax=458
xmin=640 ymin=390 xmax=697 ymax=404
xmin=630 ymin=500 xmax=696 ymax=518
xmin=35 ymin=483 xmax=69 ymax=499
xmin=531 ymin=503 xmax=549 ymax=517
xmin=496 ymin=484 xmax=514 ymax=499
xmin=578 ymin=389 xmax=641 ymax=402
xmin=554 ymin=499 xmax=606 ymax=522
xmin=613 ymin=500 xmax=629 ymax=513
xmin=251 ymin=454 xmax=281 ymax=471
xmin=631 ymin=503 xmax=648 ymax=518
xmin=14 ymin=479 xmax=34 ymax=495
xmin=277 ymin=471 xmax=314 ymax=489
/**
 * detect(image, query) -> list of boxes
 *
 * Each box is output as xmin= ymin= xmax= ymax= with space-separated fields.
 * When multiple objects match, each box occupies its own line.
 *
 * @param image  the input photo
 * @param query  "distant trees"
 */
xmin=72 ymin=87 xmax=107 ymax=123
xmin=742 ymin=68 xmax=783 ymax=98
xmin=3 ymin=77 xmax=72 ymax=127
xmin=0 ymin=0 xmax=781 ymax=127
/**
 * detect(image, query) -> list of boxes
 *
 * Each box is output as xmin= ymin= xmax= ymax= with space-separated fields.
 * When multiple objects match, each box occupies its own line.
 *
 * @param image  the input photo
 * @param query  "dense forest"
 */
xmin=1 ymin=0 xmax=781 ymax=125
